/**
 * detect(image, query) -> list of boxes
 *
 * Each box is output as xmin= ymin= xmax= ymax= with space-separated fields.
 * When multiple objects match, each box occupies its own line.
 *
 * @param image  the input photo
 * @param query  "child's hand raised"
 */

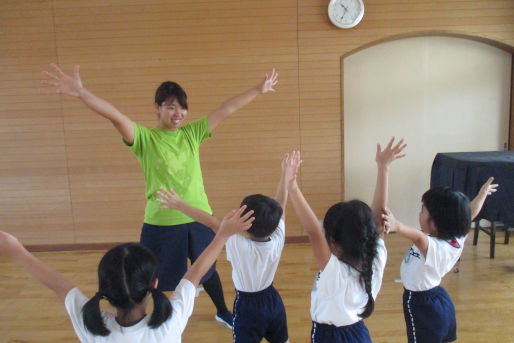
xmin=283 ymin=150 xmax=301 ymax=190
xmin=381 ymin=208 xmax=401 ymax=234
xmin=376 ymin=137 xmax=407 ymax=168
xmin=257 ymin=68 xmax=278 ymax=94
xmin=479 ymin=177 xmax=498 ymax=197
xmin=218 ymin=206 xmax=255 ymax=238
xmin=156 ymin=187 xmax=182 ymax=210
xmin=470 ymin=176 xmax=499 ymax=220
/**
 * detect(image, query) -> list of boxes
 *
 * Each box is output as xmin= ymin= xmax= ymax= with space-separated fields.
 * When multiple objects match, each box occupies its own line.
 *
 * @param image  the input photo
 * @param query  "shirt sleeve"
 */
xmin=169 ymin=278 xmax=197 ymax=334
xmin=225 ymin=234 xmax=246 ymax=262
xmin=424 ymin=236 xmax=443 ymax=268
xmin=316 ymin=254 xmax=343 ymax=296
xmin=183 ymin=117 xmax=211 ymax=145
xmin=123 ymin=122 xmax=147 ymax=157
xmin=371 ymin=238 xmax=387 ymax=299
xmin=64 ymin=288 xmax=91 ymax=341
xmin=270 ymin=219 xmax=285 ymax=242
xmin=373 ymin=238 xmax=387 ymax=274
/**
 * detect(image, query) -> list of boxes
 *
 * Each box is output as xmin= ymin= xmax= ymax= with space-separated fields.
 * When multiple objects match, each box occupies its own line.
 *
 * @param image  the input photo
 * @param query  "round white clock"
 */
xmin=328 ymin=0 xmax=365 ymax=29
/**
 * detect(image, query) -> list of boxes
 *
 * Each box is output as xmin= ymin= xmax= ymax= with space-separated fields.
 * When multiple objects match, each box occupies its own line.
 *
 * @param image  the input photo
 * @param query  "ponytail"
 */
xmin=148 ymin=288 xmax=172 ymax=328
xmin=82 ymin=292 xmax=110 ymax=336
xmin=358 ymin=259 xmax=375 ymax=318
xmin=323 ymin=200 xmax=378 ymax=319
xmin=358 ymin=228 xmax=378 ymax=319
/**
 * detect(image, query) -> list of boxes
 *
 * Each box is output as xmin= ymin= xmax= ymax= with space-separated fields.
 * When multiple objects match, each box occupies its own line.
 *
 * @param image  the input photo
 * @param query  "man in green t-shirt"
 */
xmin=42 ymin=63 xmax=278 ymax=329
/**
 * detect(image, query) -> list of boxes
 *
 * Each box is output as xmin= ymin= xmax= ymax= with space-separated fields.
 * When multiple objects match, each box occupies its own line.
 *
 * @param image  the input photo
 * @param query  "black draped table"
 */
xmin=430 ymin=151 xmax=514 ymax=258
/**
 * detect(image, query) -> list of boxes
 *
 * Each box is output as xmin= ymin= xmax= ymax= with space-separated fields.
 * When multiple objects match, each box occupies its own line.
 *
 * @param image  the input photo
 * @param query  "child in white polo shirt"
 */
xmin=156 ymin=152 xmax=299 ymax=343
xmin=287 ymin=139 xmax=406 ymax=343
xmin=381 ymin=176 xmax=498 ymax=343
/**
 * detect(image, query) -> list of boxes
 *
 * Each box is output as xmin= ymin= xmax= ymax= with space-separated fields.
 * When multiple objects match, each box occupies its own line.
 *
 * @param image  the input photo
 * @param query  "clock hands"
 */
xmin=339 ymin=2 xmax=347 ymax=20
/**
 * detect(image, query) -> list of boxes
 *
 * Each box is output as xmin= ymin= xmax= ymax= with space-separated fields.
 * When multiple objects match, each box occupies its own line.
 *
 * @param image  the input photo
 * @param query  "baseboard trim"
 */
xmin=26 ymin=236 xmax=309 ymax=252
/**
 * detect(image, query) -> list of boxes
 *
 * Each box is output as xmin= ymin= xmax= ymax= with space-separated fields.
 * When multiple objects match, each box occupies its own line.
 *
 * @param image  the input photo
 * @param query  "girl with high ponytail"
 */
xmin=286 ymin=138 xmax=406 ymax=343
xmin=0 ymin=206 xmax=254 ymax=343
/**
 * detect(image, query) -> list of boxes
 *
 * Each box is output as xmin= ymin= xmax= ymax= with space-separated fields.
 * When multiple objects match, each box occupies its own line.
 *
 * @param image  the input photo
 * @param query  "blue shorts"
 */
xmin=233 ymin=284 xmax=288 ymax=343
xmin=403 ymin=286 xmax=457 ymax=343
xmin=140 ymin=221 xmax=216 ymax=291
xmin=311 ymin=320 xmax=371 ymax=343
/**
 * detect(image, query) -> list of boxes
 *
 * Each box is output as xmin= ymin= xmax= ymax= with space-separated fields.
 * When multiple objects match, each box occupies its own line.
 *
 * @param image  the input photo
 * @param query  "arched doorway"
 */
xmin=342 ymin=35 xmax=512 ymax=225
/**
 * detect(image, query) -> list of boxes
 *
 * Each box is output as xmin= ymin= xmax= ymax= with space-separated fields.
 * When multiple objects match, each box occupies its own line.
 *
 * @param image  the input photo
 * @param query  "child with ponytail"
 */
xmin=0 ymin=206 xmax=254 ymax=342
xmin=287 ymin=138 xmax=406 ymax=343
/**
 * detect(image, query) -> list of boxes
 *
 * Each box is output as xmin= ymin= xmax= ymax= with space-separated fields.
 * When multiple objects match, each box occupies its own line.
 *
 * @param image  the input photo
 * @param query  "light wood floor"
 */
xmin=1 ymin=232 xmax=513 ymax=343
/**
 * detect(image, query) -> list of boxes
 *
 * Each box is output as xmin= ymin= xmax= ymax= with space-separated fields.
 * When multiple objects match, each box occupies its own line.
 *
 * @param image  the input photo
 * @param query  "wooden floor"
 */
xmin=1 ymin=232 xmax=513 ymax=343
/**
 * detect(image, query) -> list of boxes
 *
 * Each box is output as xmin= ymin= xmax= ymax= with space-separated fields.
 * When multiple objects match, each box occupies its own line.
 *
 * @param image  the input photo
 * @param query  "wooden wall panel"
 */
xmin=0 ymin=0 xmax=513 ymax=246
xmin=0 ymin=0 xmax=74 ymax=244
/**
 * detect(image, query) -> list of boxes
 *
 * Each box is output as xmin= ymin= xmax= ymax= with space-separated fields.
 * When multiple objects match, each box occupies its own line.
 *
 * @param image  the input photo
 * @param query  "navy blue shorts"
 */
xmin=140 ymin=221 xmax=216 ymax=291
xmin=233 ymin=284 xmax=288 ymax=343
xmin=403 ymin=286 xmax=457 ymax=343
xmin=311 ymin=320 xmax=371 ymax=343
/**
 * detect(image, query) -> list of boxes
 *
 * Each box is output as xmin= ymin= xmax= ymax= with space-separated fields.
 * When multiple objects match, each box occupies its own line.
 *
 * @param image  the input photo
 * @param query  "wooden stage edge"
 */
xmin=25 ymin=236 xmax=310 ymax=252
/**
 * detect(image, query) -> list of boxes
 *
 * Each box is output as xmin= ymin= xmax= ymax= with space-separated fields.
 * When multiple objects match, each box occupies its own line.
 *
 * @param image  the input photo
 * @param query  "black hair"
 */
xmin=422 ymin=187 xmax=471 ymax=240
xmin=240 ymin=194 xmax=283 ymax=238
xmin=323 ymin=200 xmax=378 ymax=319
xmin=155 ymin=81 xmax=188 ymax=109
xmin=82 ymin=243 xmax=172 ymax=336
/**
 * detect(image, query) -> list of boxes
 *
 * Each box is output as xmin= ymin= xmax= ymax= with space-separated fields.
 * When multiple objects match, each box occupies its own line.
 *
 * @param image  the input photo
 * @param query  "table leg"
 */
xmin=473 ymin=221 xmax=480 ymax=246
xmin=490 ymin=221 xmax=496 ymax=259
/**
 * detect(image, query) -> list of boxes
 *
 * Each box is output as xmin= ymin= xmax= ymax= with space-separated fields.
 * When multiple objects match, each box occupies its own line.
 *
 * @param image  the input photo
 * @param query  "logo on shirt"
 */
xmin=403 ymin=246 xmax=421 ymax=263
xmin=312 ymin=270 xmax=322 ymax=292
xmin=448 ymin=239 xmax=461 ymax=248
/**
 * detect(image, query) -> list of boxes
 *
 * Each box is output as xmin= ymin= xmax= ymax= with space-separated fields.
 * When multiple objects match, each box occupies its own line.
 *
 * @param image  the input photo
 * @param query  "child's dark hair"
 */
xmin=82 ymin=243 xmax=172 ymax=336
xmin=155 ymin=81 xmax=188 ymax=109
xmin=240 ymin=194 xmax=283 ymax=238
xmin=323 ymin=200 xmax=378 ymax=319
xmin=422 ymin=187 xmax=471 ymax=240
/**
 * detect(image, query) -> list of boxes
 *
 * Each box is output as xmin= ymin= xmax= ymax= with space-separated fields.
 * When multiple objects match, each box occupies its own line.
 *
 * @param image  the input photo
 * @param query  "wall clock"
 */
xmin=328 ymin=0 xmax=365 ymax=29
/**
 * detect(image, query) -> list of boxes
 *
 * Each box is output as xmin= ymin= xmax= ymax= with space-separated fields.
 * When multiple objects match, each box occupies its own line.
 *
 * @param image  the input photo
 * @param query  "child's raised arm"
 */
xmin=207 ymin=68 xmax=278 ymax=133
xmin=156 ymin=187 xmax=221 ymax=231
xmin=382 ymin=209 xmax=429 ymax=256
xmin=470 ymin=177 xmax=498 ymax=220
xmin=286 ymin=151 xmax=331 ymax=270
xmin=0 ymin=231 xmax=74 ymax=303
xmin=183 ymin=206 xmax=254 ymax=287
xmin=274 ymin=152 xmax=300 ymax=219
xmin=41 ymin=63 xmax=134 ymax=144
xmin=371 ymin=137 xmax=407 ymax=236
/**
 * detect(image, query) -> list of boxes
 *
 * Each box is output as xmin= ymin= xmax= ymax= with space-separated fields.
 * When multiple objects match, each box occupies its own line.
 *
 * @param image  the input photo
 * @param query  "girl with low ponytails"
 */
xmin=0 ymin=206 xmax=253 ymax=343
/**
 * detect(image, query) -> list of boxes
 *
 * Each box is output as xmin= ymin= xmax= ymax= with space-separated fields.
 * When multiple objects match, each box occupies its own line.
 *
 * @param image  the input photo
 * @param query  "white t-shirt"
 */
xmin=401 ymin=234 xmax=467 ymax=292
xmin=225 ymin=219 xmax=285 ymax=292
xmin=64 ymin=278 xmax=196 ymax=343
xmin=310 ymin=238 xmax=387 ymax=327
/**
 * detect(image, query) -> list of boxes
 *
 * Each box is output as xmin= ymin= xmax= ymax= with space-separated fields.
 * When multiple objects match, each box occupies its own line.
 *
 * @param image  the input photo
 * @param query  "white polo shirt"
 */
xmin=65 ymin=278 xmax=196 ymax=343
xmin=401 ymin=234 xmax=467 ymax=292
xmin=310 ymin=238 xmax=387 ymax=327
xmin=225 ymin=219 xmax=285 ymax=292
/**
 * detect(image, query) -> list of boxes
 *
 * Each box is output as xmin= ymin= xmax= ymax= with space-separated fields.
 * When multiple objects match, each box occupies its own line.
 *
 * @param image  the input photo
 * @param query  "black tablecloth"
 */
xmin=430 ymin=151 xmax=514 ymax=226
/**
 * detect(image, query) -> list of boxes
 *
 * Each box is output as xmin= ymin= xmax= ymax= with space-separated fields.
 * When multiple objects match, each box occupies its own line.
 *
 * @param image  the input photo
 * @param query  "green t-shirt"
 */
xmin=125 ymin=117 xmax=212 ymax=225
